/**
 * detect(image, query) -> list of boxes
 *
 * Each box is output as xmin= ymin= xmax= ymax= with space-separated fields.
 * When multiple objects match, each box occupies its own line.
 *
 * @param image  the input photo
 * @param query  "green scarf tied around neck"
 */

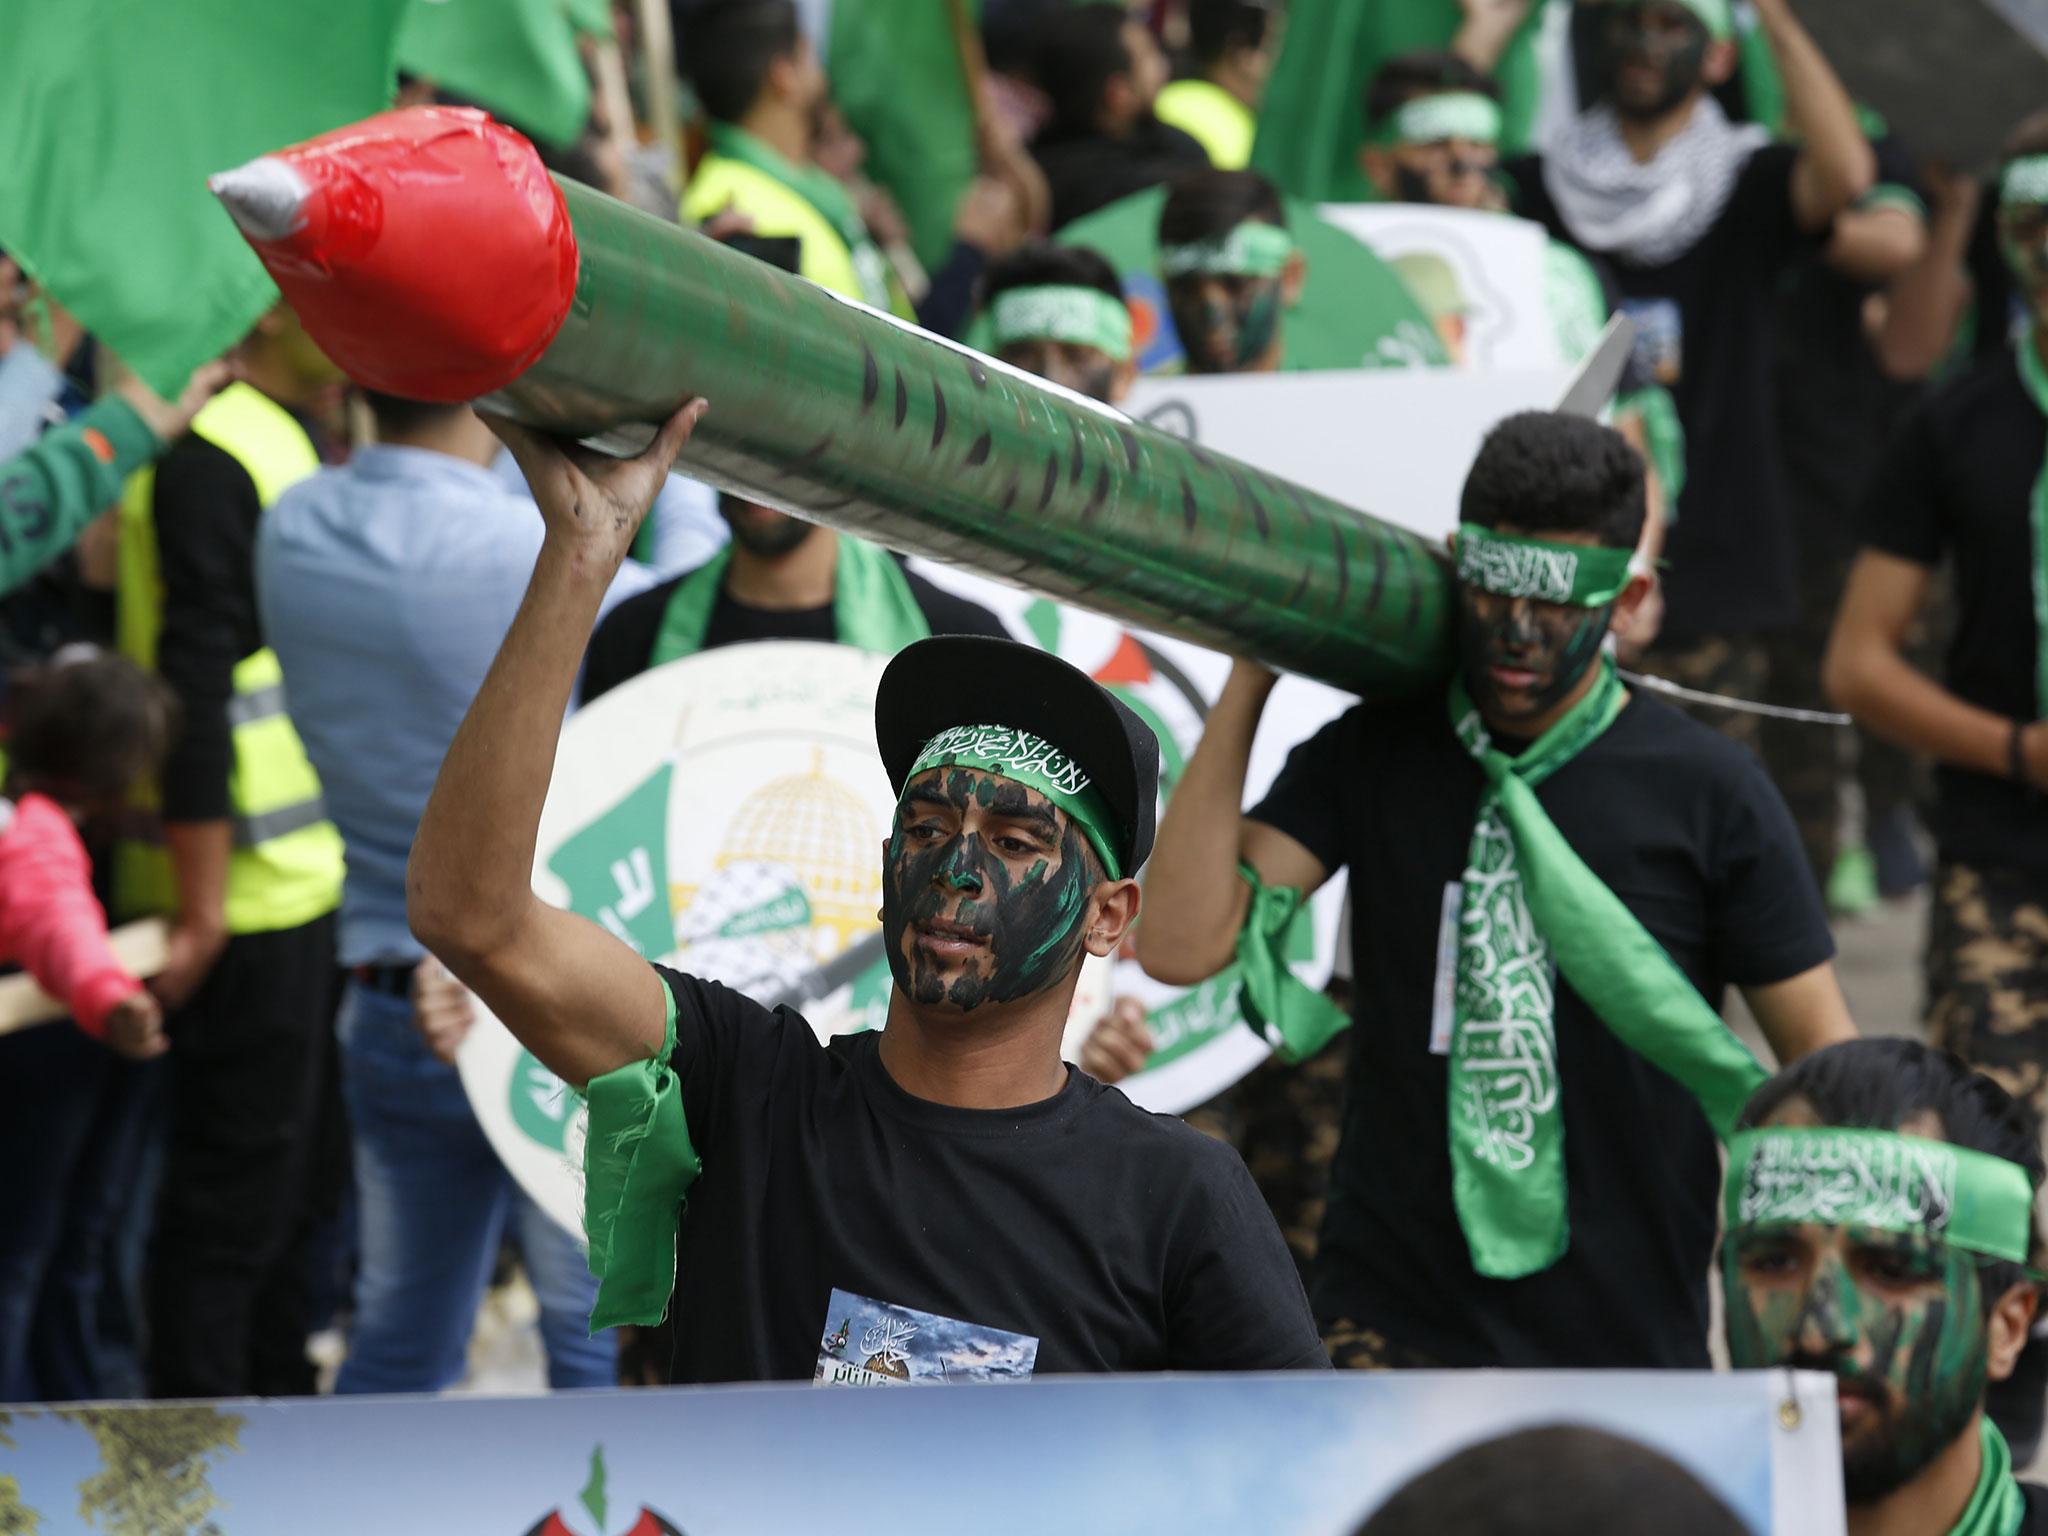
xmin=2011 ymin=332 xmax=2048 ymax=719
xmin=706 ymin=123 xmax=897 ymax=314
xmin=1445 ymin=657 xmax=1768 ymax=1277
xmin=650 ymin=534 xmax=931 ymax=664
xmin=1953 ymin=1417 xmax=2028 ymax=1536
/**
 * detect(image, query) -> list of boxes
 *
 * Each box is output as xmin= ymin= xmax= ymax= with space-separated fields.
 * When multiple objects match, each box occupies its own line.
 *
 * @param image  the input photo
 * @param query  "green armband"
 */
xmin=1234 ymin=861 xmax=1349 ymax=1064
xmin=582 ymin=980 xmax=702 ymax=1332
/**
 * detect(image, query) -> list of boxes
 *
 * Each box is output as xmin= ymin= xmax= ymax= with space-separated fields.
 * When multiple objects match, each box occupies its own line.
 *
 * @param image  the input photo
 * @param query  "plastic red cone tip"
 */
xmin=211 ymin=106 xmax=578 ymax=402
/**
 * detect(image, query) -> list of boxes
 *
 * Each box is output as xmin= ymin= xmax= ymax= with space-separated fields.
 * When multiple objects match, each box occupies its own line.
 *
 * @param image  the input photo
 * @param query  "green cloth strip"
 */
xmin=1953 ymin=1418 xmax=2028 ymax=1536
xmin=908 ymin=724 xmax=1124 ymax=879
xmin=989 ymin=285 xmax=1134 ymax=362
xmin=1455 ymin=524 xmax=1635 ymax=607
xmin=1611 ymin=0 xmax=1732 ymax=41
xmin=1233 ymin=860 xmax=1350 ymax=1063
xmin=1723 ymin=1127 xmax=2036 ymax=1265
xmin=2001 ymin=156 xmax=2048 ymax=209
xmin=650 ymin=532 xmax=932 ymax=665
xmin=1380 ymin=92 xmax=1503 ymax=148
xmin=2013 ymin=334 xmax=2048 ymax=720
xmin=1448 ymin=659 xmax=1768 ymax=1277
xmin=1160 ymin=220 xmax=1295 ymax=279
xmin=583 ymin=981 xmax=701 ymax=1331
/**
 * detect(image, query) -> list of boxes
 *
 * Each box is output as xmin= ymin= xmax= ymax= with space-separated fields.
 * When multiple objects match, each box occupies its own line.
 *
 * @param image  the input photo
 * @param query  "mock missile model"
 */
xmin=210 ymin=106 xmax=1454 ymax=695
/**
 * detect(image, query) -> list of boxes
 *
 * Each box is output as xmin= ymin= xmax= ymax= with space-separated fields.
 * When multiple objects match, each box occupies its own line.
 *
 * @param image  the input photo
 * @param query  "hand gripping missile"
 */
xmin=210 ymin=107 xmax=1453 ymax=695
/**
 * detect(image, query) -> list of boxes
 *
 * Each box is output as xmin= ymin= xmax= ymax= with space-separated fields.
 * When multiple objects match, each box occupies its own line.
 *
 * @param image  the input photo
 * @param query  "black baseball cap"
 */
xmin=875 ymin=635 xmax=1159 ymax=877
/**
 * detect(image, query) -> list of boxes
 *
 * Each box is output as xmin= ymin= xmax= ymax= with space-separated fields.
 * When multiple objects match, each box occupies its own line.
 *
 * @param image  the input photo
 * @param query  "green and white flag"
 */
xmin=545 ymin=763 xmax=676 ymax=959
xmin=0 ymin=0 xmax=408 ymax=397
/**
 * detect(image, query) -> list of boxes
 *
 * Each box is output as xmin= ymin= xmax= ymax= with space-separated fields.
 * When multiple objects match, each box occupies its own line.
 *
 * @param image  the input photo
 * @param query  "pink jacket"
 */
xmin=0 ymin=793 xmax=142 ymax=1038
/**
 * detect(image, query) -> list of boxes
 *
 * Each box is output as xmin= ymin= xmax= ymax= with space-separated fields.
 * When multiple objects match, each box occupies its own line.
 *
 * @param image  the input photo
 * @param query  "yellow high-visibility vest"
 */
xmin=1156 ymin=79 xmax=1257 ymax=170
xmin=115 ymin=383 xmax=343 ymax=934
xmin=681 ymin=153 xmax=913 ymax=319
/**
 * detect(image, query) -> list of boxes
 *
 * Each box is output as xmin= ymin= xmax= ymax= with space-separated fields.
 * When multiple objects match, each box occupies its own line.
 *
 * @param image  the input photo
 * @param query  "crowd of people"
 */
xmin=3 ymin=0 xmax=2047 ymax=1530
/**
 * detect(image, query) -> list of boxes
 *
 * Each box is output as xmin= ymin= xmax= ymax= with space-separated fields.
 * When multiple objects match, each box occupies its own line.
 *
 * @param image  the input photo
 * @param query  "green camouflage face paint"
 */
xmin=882 ymin=768 xmax=1095 ymax=1011
xmin=1725 ymin=1226 xmax=1990 ymax=1503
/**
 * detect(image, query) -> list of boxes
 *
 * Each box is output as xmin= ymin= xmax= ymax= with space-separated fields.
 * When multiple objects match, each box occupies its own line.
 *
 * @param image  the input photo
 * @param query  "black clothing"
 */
xmin=1248 ymin=690 xmax=1834 ymax=1368
xmin=1032 ymin=114 xmax=1209 ymax=231
xmin=1856 ymin=349 xmax=2048 ymax=875
xmin=656 ymin=965 xmax=1328 ymax=1382
xmin=151 ymin=434 xmax=268 ymax=821
xmin=579 ymin=555 xmax=1010 ymax=705
xmin=1775 ymin=145 xmax=1925 ymax=567
xmin=915 ymin=240 xmax=990 ymax=341
xmin=148 ymin=914 xmax=339 ymax=1397
xmin=1509 ymin=144 xmax=1819 ymax=641
xmin=875 ymin=635 xmax=1161 ymax=877
xmin=2022 ymin=1479 xmax=2048 ymax=1532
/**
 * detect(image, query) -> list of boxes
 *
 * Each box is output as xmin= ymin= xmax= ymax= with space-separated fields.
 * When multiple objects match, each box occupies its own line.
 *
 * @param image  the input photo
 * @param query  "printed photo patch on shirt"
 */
xmin=1620 ymin=296 xmax=1683 ymax=388
xmin=814 ymin=1288 xmax=1039 ymax=1386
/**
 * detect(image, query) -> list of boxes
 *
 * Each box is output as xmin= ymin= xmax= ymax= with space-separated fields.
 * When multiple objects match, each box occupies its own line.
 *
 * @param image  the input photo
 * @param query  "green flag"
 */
xmin=1251 ymin=0 xmax=1548 ymax=203
xmin=398 ymin=0 xmax=593 ymax=150
xmin=545 ymin=763 xmax=676 ymax=959
xmin=1013 ymin=185 xmax=1447 ymax=373
xmin=0 ymin=0 xmax=407 ymax=398
xmin=828 ymin=0 xmax=981 ymax=272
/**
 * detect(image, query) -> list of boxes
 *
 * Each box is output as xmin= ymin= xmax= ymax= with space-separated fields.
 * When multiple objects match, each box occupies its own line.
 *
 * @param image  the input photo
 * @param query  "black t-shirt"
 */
xmin=2023 ymin=1479 xmax=2048 ymax=1532
xmin=1855 ymin=349 xmax=2048 ymax=874
xmin=1509 ymin=144 xmax=1818 ymax=640
xmin=1774 ymin=145 xmax=1925 ymax=566
xmin=655 ymin=966 xmax=1328 ymax=1382
xmin=1248 ymin=690 xmax=1834 ymax=1368
xmin=580 ymin=556 xmax=1010 ymax=704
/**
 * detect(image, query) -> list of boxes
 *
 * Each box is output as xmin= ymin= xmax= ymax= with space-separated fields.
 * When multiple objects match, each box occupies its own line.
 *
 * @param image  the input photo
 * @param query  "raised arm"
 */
xmin=1755 ymin=0 xmax=1874 ymax=231
xmin=1133 ymin=660 xmax=1331 ymax=987
xmin=406 ymin=402 xmax=705 ymax=1089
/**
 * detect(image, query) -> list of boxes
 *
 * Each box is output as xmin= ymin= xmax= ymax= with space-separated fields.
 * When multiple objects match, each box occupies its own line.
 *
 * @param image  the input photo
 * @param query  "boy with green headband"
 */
xmin=978 ymin=241 xmax=1139 ymax=405
xmin=1156 ymin=167 xmax=1306 ymax=375
xmin=1826 ymin=118 xmax=2048 ymax=1154
xmin=1135 ymin=409 xmax=1854 ymax=1370
xmin=1723 ymin=1039 xmax=2047 ymax=1535
xmin=408 ymin=399 xmax=1326 ymax=1382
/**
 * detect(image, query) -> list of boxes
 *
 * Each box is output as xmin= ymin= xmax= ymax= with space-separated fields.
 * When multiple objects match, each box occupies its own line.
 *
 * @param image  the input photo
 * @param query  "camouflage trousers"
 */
xmin=1184 ymin=1046 xmax=1349 ymax=1285
xmin=1320 ymin=1318 xmax=1444 ymax=1371
xmin=1636 ymin=630 xmax=1847 ymax=894
xmin=1926 ymin=861 xmax=2048 ymax=1120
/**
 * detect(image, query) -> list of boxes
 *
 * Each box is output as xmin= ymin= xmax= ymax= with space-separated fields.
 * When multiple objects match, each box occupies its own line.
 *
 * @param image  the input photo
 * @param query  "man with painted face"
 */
xmin=1723 ymin=1039 xmax=2048 ymax=1534
xmin=1502 ymin=0 xmax=1871 ymax=753
xmin=1136 ymin=410 xmax=1856 ymax=1370
xmin=1156 ymin=168 xmax=1306 ymax=375
xmin=1826 ymin=119 xmax=2048 ymax=1163
xmin=978 ymin=240 xmax=1138 ymax=405
xmin=408 ymin=402 xmax=1327 ymax=1381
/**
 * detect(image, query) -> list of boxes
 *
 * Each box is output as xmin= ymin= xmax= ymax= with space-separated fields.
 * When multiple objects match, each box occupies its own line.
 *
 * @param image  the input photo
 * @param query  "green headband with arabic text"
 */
xmin=1455 ymin=525 xmax=1636 ymax=607
xmin=989 ymin=285 xmax=1134 ymax=362
xmin=1724 ymin=1127 xmax=2036 ymax=1266
xmin=1373 ymin=92 xmax=1503 ymax=148
xmin=1160 ymin=220 xmax=1295 ymax=279
xmin=2001 ymin=155 xmax=2048 ymax=210
xmin=907 ymin=724 xmax=1124 ymax=880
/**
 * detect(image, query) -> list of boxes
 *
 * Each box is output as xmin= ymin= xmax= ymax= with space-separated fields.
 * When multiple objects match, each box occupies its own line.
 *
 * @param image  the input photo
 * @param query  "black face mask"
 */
xmin=1456 ymin=590 xmax=1612 ymax=724
xmin=881 ymin=769 xmax=1095 ymax=1012
xmin=1601 ymin=11 xmax=1708 ymax=121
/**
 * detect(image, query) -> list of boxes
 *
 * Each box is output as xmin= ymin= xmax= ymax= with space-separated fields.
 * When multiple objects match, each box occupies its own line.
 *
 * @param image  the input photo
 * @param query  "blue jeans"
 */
xmin=0 ymin=1024 xmax=163 ymax=1403
xmin=333 ymin=980 xmax=613 ymax=1393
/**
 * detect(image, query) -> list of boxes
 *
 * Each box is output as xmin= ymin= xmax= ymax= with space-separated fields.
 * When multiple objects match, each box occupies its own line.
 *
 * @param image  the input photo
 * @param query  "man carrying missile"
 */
xmin=407 ymin=399 xmax=1327 ymax=1382
xmin=1133 ymin=409 xmax=1857 ymax=1370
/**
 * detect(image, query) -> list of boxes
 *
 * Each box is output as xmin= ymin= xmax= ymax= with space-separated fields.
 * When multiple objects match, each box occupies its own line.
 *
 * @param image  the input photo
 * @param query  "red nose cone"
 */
xmin=210 ymin=105 xmax=577 ymax=402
